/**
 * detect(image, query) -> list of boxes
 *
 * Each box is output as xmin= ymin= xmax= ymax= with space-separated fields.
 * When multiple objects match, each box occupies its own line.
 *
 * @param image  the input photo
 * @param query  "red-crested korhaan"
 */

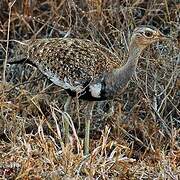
xmin=2 ymin=26 xmax=169 ymax=155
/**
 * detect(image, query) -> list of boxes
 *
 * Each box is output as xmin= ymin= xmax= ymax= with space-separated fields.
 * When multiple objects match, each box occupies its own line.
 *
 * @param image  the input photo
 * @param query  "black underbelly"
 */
xmin=65 ymin=88 xmax=109 ymax=101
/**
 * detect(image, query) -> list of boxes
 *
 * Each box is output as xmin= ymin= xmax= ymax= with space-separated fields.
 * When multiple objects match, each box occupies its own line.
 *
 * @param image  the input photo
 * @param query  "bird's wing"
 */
xmin=14 ymin=38 xmax=122 ymax=92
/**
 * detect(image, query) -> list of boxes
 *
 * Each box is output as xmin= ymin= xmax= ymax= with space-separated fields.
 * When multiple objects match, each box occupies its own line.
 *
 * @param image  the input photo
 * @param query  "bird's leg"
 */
xmin=63 ymin=96 xmax=72 ymax=144
xmin=84 ymin=101 xmax=95 ymax=155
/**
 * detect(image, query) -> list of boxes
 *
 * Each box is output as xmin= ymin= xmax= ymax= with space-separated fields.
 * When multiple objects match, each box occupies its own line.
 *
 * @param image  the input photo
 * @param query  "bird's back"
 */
xmin=14 ymin=38 xmax=122 ymax=92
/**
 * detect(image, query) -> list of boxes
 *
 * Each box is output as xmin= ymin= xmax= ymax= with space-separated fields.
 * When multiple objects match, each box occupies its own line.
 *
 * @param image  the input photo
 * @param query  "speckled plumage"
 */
xmin=14 ymin=38 xmax=122 ymax=98
xmin=10 ymin=26 xmax=167 ymax=102
xmin=3 ymin=26 xmax=168 ymax=155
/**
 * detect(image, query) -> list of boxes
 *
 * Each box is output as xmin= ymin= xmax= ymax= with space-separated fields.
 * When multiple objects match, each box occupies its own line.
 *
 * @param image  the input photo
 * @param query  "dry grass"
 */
xmin=0 ymin=0 xmax=179 ymax=179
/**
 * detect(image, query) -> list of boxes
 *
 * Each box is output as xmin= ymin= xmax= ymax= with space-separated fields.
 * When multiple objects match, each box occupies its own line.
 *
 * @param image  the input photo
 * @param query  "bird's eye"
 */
xmin=144 ymin=31 xmax=153 ymax=37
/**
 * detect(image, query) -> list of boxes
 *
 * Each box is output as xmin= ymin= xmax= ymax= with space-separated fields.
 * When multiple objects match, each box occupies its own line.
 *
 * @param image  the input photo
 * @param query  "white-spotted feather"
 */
xmin=38 ymin=65 xmax=83 ymax=92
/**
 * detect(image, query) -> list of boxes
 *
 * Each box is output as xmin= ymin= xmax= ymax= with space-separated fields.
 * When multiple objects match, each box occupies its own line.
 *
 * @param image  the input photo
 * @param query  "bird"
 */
xmin=1 ymin=26 xmax=168 ymax=155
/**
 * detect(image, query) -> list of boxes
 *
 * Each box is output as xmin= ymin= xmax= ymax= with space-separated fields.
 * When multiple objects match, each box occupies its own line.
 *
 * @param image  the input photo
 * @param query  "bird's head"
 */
xmin=130 ymin=26 xmax=169 ymax=49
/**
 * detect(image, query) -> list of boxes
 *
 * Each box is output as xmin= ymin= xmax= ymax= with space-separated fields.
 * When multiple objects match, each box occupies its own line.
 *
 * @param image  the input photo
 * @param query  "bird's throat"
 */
xmin=124 ymin=41 xmax=144 ymax=73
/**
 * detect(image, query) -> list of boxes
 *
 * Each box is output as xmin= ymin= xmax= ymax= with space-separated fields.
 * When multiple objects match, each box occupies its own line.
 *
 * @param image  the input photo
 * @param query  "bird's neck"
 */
xmin=104 ymin=41 xmax=144 ymax=97
xmin=122 ymin=41 xmax=144 ymax=74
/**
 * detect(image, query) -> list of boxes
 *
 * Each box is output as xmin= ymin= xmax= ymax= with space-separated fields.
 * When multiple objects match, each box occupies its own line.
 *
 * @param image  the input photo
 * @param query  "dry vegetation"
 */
xmin=0 ymin=0 xmax=179 ymax=179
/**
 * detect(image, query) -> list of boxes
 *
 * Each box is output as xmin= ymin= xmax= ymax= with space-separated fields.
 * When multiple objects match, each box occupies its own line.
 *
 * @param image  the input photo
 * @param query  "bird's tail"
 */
xmin=0 ymin=58 xmax=26 ymax=65
xmin=0 ymin=58 xmax=37 ymax=67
